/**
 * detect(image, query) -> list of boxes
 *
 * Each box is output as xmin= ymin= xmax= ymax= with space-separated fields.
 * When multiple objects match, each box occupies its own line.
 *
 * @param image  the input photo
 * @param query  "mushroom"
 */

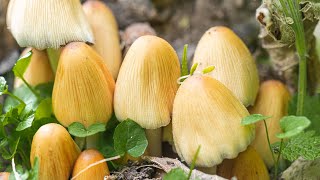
xmin=52 ymin=42 xmax=115 ymax=147
xmin=6 ymin=0 xmax=94 ymax=72
xmin=0 ymin=172 xmax=10 ymax=180
xmin=249 ymin=80 xmax=290 ymax=168
xmin=172 ymin=74 xmax=254 ymax=172
xmin=83 ymin=0 xmax=122 ymax=80
xmin=192 ymin=26 xmax=259 ymax=106
xmin=217 ymin=146 xmax=269 ymax=180
xmin=114 ymin=35 xmax=180 ymax=157
xmin=14 ymin=48 xmax=54 ymax=88
xmin=72 ymin=149 xmax=109 ymax=180
xmin=30 ymin=123 xmax=80 ymax=180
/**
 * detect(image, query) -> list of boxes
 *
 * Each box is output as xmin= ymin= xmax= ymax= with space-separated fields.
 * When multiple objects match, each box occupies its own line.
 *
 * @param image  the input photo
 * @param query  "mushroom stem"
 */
xmin=86 ymin=134 xmax=100 ymax=149
xmin=47 ymin=48 xmax=61 ymax=74
xmin=145 ymin=128 xmax=162 ymax=157
xmin=197 ymin=166 xmax=217 ymax=175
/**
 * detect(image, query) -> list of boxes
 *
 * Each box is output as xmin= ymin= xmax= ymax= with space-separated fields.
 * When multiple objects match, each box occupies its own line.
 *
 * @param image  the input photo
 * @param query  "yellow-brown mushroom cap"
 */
xmin=52 ymin=42 xmax=115 ymax=128
xmin=193 ymin=26 xmax=259 ymax=106
xmin=114 ymin=35 xmax=180 ymax=129
xmin=172 ymin=74 xmax=255 ymax=167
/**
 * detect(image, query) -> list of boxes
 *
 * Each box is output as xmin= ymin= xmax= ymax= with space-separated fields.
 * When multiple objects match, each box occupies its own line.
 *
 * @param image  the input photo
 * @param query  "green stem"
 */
xmin=263 ymin=120 xmax=276 ymax=163
xmin=19 ymin=77 xmax=41 ymax=100
xmin=296 ymin=55 xmax=307 ymax=116
xmin=274 ymin=139 xmax=284 ymax=179
xmin=47 ymin=48 xmax=61 ymax=74
xmin=5 ymin=92 xmax=25 ymax=105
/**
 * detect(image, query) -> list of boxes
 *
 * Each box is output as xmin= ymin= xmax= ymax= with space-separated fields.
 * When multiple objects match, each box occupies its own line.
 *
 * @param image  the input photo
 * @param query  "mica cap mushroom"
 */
xmin=83 ymin=0 xmax=122 ymax=80
xmin=172 ymin=74 xmax=255 ymax=167
xmin=193 ymin=26 xmax=259 ymax=106
xmin=52 ymin=42 xmax=115 ymax=128
xmin=114 ymin=35 xmax=180 ymax=156
xmin=7 ymin=0 xmax=93 ymax=50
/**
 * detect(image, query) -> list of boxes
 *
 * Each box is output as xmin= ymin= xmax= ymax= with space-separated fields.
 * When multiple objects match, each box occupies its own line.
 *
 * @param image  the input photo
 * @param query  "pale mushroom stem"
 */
xmin=86 ymin=134 xmax=100 ymax=149
xmin=197 ymin=166 xmax=217 ymax=175
xmin=47 ymin=48 xmax=61 ymax=74
xmin=145 ymin=128 xmax=162 ymax=157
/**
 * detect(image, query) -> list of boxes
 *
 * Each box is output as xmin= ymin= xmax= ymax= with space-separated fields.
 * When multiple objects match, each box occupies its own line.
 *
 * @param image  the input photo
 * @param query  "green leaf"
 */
xmin=68 ymin=122 xmax=106 ymax=137
xmin=190 ymin=63 xmax=198 ymax=76
xmin=181 ymin=44 xmax=189 ymax=76
xmin=282 ymin=131 xmax=320 ymax=161
xmin=35 ymin=98 xmax=52 ymax=120
xmin=97 ymin=115 xmax=120 ymax=158
xmin=2 ymin=136 xmax=20 ymax=159
xmin=276 ymin=116 xmax=311 ymax=139
xmin=241 ymin=114 xmax=271 ymax=125
xmin=202 ymin=66 xmax=215 ymax=74
xmin=0 ymin=76 xmax=8 ymax=95
xmin=35 ymin=82 xmax=54 ymax=98
xmin=163 ymin=168 xmax=188 ymax=180
xmin=12 ymin=51 xmax=32 ymax=79
xmin=16 ymin=113 xmax=35 ymax=131
xmin=289 ymin=95 xmax=320 ymax=133
xmin=29 ymin=157 xmax=40 ymax=180
xmin=4 ymin=84 xmax=38 ymax=112
xmin=113 ymin=119 xmax=148 ymax=157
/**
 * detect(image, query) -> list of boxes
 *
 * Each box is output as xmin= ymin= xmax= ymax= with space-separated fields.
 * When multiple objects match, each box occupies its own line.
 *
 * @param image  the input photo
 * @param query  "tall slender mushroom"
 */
xmin=6 ymin=0 xmax=93 ymax=72
xmin=14 ymin=48 xmax=54 ymax=88
xmin=52 ymin=42 xmax=115 ymax=147
xmin=114 ymin=35 xmax=180 ymax=157
xmin=83 ymin=0 xmax=122 ymax=80
xmin=193 ymin=26 xmax=259 ymax=106
xmin=172 ymin=74 xmax=254 ymax=172
xmin=249 ymin=80 xmax=290 ymax=168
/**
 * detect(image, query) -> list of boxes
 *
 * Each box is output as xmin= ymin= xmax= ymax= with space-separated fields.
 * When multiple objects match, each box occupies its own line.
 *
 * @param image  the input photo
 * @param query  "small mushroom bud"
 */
xmin=30 ymin=123 xmax=80 ymax=180
xmin=14 ymin=48 xmax=54 ymax=88
xmin=193 ymin=26 xmax=259 ymax=106
xmin=83 ymin=1 xmax=122 ymax=80
xmin=114 ymin=35 xmax=180 ymax=156
xmin=0 ymin=172 xmax=10 ymax=180
xmin=217 ymin=146 xmax=269 ymax=180
xmin=249 ymin=80 xmax=290 ymax=168
xmin=72 ymin=149 xmax=109 ymax=180
xmin=52 ymin=42 xmax=115 ymax=128
xmin=172 ymin=74 xmax=255 ymax=169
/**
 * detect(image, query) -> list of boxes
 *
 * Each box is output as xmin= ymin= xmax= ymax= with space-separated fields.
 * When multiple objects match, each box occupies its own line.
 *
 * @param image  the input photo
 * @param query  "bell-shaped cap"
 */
xmin=172 ymin=75 xmax=255 ymax=167
xmin=193 ymin=26 xmax=259 ymax=106
xmin=52 ymin=42 xmax=115 ymax=128
xmin=217 ymin=146 xmax=270 ymax=180
xmin=14 ymin=48 xmax=54 ymax=88
xmin=7 ymin=0 xmax=93 ymax=50
xmin=114 ymin=35 xmax=180 ymax=129
xmin=72 ymin=149 xmax=109 ymax=180
xmin=249 ymin=80 xmax=290 ymax=168
xmin=83 ymin=1 xmax=122 ymax=80
xmin=30 ymin=123 xmax=80 ymax=180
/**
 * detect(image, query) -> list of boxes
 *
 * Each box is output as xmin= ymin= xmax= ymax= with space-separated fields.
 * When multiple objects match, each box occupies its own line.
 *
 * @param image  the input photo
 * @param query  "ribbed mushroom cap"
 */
xmin=7 ymin=0 xmax=93 ymax=50
xmin=14 ymin=48 xmax=54 ymax=87
xmin=114 ymin=35 xmax=180 ymax=129
xmin=72 ymin=149 xmax=109 ymax=180
xmin=249 ymin=80 xmax=290 ymax=168
xmin=193 ymin=26 xmax=259 ymax=106
xmin=83 ymin=1 xmax=122 ymax=80
xmin=172 ymin=75 xmax=255 ymax=167
xmin=217 ymin=146 xmax=270 ymax=180
xmin=52 ymin=42 xmax=115 ymax=128
xmin=30 ymin=123 xmax=80 ymax=180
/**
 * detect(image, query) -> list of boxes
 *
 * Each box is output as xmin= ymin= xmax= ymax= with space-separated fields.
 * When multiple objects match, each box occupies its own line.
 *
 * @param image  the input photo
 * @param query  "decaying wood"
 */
xmin=281 ymin=157 xmax=320 ymax=180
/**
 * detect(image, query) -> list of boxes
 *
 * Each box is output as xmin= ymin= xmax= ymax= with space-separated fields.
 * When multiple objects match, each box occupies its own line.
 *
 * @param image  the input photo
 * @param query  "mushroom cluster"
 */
xmin=2 ymin=0 xmax=284 ymax=179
